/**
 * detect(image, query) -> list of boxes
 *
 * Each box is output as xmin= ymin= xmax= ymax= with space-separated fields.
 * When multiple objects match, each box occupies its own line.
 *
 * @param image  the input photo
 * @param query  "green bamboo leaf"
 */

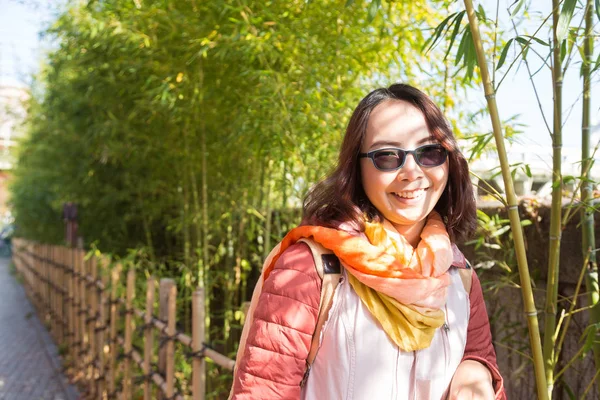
xmin=515 ymin=36 xmax=528 ymax=46
xmin=557 ymin=0 xmax=577 ymax=43
xmin=596 ymin=0 xmax=600 ymax=22
xmin=522 ymin=35 xmax=549 ymax=47
xmin=464 ymin=30 xmax=476 ymax=82
xmin=560 ymin=39 xmax=567 ymax=63
xmin=455 ymin=25 xmax=469 ymax=67
xmin=423 ymin=12 xmax=458 ymax=52
xmin=510 ymin=0 xmax=526 ymax=17
xmin=476 ymin=4 xmax=486 ymax=21
xmin=345 ymin=0 xmax=355 ymax=6
xmin=367 ymin=0 xmax=382 ymax=23
xmin=581 ymin=322 xmax=600 ymax=355
xmin=591 ymin=52 xmax=600 ymax=73
xmin=491 ymin=225 xmax=511 ymax=238
xmin=496 ymin=38 xmax=514 ymax=70
xmin=563 ymin=384 xmax=576 ymax=400
xmin=444 ymin=11 xmax=466 ymax=61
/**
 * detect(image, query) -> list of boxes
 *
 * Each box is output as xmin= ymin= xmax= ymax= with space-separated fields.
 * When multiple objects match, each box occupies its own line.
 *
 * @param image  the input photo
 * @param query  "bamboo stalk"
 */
xmin=462 ymin=1 xmax=548 ymax=398
xmin=165 ymin=284 xmax=177 ymax=399
xmin=542 ymin=2 xmax=564 ymax=395
xmin=122 ymin=269 xmax=135 ymax=400
xmin=144 ymin=277 xmax=156 ymax=400
xmin=192 ymin=287 xmax=206 ymax=400
xmin=581 ymin=0 xmax=600 ymax=372
xmin=199 ymin=63 xmax=210 ymax=351
xmin=200 ymin=62 xmax=208 ymax=289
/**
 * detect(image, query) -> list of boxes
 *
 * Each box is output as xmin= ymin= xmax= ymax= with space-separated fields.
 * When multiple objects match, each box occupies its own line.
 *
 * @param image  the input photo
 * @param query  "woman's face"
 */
xmin=360 ymin=100 xmax=449 ymax=230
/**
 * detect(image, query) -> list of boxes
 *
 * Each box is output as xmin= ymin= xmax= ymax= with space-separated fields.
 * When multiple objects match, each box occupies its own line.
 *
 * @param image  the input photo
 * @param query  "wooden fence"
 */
xmin=11 ymin=238 xmax=235 ymax=400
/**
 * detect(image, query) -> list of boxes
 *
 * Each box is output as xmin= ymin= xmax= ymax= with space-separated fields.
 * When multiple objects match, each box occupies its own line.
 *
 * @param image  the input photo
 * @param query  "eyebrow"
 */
xmin=369 ymin=135 xmax=437 ymax=150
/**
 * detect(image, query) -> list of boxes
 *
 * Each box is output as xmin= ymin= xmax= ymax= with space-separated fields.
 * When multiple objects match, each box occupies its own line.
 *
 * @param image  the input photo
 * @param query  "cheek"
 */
xmin=429 ymin=167 xmax=449 ymax=198
xmin=361 ymin=167 xmax=391 ymax=200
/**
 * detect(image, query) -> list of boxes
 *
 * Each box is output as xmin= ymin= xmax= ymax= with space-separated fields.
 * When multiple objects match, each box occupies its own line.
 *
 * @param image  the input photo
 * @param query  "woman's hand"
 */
xmin=446 ymin=360 xmax=495 ymax=400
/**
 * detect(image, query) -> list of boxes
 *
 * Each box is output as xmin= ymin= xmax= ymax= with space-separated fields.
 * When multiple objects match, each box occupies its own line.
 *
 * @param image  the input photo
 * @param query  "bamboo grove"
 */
xmin=10 ymin=0 xmax=467 ymax=396
xmin=9 ymin=0 xmax=600 ymax=398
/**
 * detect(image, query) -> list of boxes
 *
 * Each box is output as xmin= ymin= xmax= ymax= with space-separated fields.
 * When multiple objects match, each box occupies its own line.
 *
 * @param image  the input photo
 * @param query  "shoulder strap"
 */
xmin=457 ymin=259 xmax=473 ymax=294
xmin=298 ymin=238 xmax=342 ymax=366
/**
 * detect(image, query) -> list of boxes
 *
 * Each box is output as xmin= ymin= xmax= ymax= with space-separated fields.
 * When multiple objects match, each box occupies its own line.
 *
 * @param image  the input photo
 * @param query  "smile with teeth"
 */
xmin=392 ymin=188 xmax=428 ymax=199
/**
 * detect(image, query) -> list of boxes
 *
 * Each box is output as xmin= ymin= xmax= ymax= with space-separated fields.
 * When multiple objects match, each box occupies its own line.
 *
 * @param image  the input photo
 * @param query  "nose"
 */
xmin=397 ymin=153 xmax=424 ymax=181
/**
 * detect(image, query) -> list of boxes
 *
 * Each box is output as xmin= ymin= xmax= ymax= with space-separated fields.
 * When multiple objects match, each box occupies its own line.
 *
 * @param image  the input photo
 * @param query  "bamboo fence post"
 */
xmin=166 ymin=284 xmax=177 ymax=399
xmin=32 ymin=243 xmax=38 ymax=312
xmin=192 ymin=287 xmax=206 ymax=400
xmin=42 ymin=244 xmax=54 ymax=337
xmin=44 ymin=245 xmax=51 ymax=336
xmin=58 ymin=246 xmax=65 ymax=344
xmin=37 ymin=244 xmax=42 ymax=313
xmin=88 ymin=255 xmax=98 ymax=395
xmin=107 ymin=263 xmax=121 ymax=397
xmin=43 ymin=245 xmax=50 ymax=336
xmin=72 ymin=246 xmax=82 ymax=371
xmin=52 ymin=246 xmax=57 ymax=340
xmin=96 ymin=258 xmax=109 ymax=400
xmin=30 ymin=242 xmax=35 ymax=302
xmin=158 ymin=278 xmax=175 ymax=400
xmin=37 ymin=243 xmax=42 ymax=312
xmin=122 ymin=269 xmax=136 ymax=400
xmin=144 ymin=277 xmax=156 ymax=400
xmin=51 ymin=246 xmax=58 ymax=341
xmin=48 ymin=245 xmax=54 ymax=337
xmin=78 ymin=248 xmax=88 ymax=374
xmin=462 ymin=0 xmax=547 ymax=398
xmin=68 ymin=247 xmax=76 ymax=369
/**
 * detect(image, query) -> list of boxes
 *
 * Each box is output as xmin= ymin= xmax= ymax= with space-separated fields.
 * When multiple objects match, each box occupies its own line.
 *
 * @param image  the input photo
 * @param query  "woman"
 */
xmin=230 ymin=84 xmax=505 ymax=399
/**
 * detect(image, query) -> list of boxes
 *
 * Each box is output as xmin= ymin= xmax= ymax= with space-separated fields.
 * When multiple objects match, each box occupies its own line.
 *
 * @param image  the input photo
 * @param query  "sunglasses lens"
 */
xmin=416 ymin=145 xmax=447 ymax=166
xmin=373 ymin=150 xmax=404 ymax=170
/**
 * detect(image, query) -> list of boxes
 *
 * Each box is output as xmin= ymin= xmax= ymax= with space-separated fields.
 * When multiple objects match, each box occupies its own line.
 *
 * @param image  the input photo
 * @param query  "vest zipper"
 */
xmin=442 ymin=305 xmax=450 ymax=372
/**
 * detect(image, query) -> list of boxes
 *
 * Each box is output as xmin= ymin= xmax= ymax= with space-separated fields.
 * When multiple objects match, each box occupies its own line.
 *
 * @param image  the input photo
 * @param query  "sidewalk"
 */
xmin=0 ymin=257 xmax=79 ymax=400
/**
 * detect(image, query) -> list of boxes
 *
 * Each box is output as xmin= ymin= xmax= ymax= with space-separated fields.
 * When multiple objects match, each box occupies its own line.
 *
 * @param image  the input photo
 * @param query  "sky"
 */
xmin=0 ymin=0 xmax=598 ymax=154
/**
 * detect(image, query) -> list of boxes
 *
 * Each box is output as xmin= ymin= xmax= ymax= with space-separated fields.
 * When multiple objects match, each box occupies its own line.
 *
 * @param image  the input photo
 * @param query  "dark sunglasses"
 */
xmin=359 ymin=144 xmax=448 ymax=171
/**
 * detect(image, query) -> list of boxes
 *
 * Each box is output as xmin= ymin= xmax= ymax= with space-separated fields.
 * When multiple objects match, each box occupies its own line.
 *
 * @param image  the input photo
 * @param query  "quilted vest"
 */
xmin=301 ymin=267 xmax=470 ymax=400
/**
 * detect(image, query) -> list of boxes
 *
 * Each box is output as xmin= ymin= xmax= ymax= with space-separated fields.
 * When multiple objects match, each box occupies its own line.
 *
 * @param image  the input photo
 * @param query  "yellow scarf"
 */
xmin=263 ymin=211 xmax=453 ymax=352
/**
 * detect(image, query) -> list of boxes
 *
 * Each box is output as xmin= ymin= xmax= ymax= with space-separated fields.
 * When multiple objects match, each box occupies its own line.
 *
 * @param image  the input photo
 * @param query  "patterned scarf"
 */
xmin=263 ymin=211 xmax=453 ymax=352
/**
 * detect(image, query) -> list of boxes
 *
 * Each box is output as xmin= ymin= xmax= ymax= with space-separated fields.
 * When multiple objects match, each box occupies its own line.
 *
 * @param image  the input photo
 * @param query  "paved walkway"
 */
xmin=0 ymin=257 xmax=79 ymax=400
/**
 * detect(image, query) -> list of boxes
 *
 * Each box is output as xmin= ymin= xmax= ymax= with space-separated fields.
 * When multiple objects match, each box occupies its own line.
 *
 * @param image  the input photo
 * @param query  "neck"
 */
xmin=391 ymin=219 xmax=426 ymax=248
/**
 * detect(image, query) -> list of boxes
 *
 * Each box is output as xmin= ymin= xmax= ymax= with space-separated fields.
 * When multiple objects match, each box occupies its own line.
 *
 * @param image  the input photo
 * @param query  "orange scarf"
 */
xmin=263 ymin=211 xmax=453 ymax=351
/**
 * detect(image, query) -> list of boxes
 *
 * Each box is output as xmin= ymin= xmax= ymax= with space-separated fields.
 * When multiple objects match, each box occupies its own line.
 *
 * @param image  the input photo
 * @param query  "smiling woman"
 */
xmin=229 ymin=84 xmax=506 ymax=400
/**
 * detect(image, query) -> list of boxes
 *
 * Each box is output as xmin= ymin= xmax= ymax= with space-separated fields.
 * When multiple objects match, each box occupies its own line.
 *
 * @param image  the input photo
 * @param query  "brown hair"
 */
xmin=302 ymin=83 xmax=477 ymax=243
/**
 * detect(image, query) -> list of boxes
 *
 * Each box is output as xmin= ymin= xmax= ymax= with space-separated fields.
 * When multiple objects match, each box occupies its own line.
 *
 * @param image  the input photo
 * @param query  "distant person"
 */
xmin=229 ymin=84 xmax=505 ymax=399
xmin=0 ymin=223 xmax=14 ymax=256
